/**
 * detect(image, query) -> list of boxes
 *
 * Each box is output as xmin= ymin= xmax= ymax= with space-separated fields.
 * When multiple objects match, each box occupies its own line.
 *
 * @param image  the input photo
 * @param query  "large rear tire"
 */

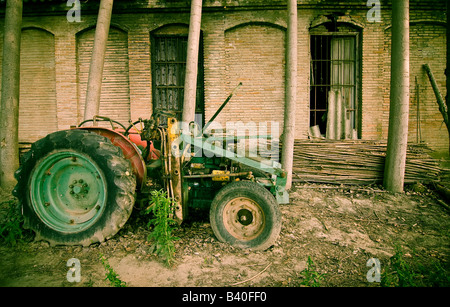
xmin=14 ymin=129 xmax=136 ymax=246
xmin=209 ymin=181 xmax=281 ymax=251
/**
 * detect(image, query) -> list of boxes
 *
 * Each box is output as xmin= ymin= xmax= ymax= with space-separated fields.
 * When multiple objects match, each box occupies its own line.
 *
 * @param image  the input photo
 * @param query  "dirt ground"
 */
xmin=0 ymin=182 xmax=449 ymax=287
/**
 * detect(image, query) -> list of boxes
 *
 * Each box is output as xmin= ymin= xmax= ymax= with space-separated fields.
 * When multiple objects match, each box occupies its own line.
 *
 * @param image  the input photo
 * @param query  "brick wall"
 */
xmin=382 ymin=6 xmax=448 ymax=152
xmin=0 ymin=0 xmax=447 ymax=152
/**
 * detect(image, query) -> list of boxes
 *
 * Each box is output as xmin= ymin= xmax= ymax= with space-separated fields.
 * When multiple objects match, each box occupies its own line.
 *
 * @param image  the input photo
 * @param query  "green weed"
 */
xmin=145 ymin=189 xmax=179 ymax=267
xmin=99 ymin=253 xmax=127 ymax=287
xmin=0 ymin=200 xmax=26 ymax=246
xmin=298 ymin=256 xmax=326 ymax=287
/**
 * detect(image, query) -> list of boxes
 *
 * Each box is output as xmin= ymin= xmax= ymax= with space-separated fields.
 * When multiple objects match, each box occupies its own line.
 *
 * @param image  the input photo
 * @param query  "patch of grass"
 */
xmin=381 ymin=246 xmax=450 ymax=287
xmin=99 ymin=253 xmax=127 ymax=287
xmin=145 ymin=189 xmax=179 ymax=267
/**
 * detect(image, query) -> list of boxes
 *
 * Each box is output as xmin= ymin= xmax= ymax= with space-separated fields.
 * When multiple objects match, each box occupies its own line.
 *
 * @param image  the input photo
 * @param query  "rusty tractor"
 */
xmin=14 ymin=85 xmax=289 ymax=250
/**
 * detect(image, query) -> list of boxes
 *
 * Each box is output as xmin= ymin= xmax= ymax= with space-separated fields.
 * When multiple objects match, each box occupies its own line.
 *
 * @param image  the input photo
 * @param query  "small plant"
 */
xmin=381 ymin=246 xmax=416 ymax=287
xmin=145 ymin=189 xmax=179 ymax=267
xmin=99 ymin=253 xmax=127 ymax=287
xmin=0 ymin=200 xmax=26 ymax=246
xmin=298 ymin=256 xmax=326 ymax=287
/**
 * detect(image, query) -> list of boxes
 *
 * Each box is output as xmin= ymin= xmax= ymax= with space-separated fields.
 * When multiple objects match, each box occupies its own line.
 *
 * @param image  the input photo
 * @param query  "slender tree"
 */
xmin=446 ymin=0 xmax=450 ymax=153
xmin=282 ymin=0 xmax=298 ymax=190
xmin=0 ymin=0 xmax=23 ymax=191
xmin=83 ymin=0 xmax=114 ymax=121
xmin=383 ymin=0 xmax=410 ymax=193
xmin=181 ymin=0 xmax=202 ymax=126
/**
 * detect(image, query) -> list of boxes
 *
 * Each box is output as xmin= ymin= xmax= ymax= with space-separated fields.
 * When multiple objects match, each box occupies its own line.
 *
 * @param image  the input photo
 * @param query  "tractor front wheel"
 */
xmin=14 ymin=129 xmax=136 ymax=246
xmin=209 ymin=181 xmax=281 ymax=251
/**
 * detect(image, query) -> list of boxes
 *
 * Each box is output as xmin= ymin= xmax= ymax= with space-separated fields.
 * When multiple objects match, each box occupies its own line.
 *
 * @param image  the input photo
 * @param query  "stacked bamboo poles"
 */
xmin=291 ymin=140 xmax=442 ymax=185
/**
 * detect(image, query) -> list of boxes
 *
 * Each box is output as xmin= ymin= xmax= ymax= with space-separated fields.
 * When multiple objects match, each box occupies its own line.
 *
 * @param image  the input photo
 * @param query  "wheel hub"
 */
xmin=69 ymin=179 xmax=90 ymax=199
xmin=237 ymin=209 xmax=253 ymax=226
xmin=223 ymin=197 xmax=265 ymax=241
xmin=30 ymin=151 xmax=107 ymax=233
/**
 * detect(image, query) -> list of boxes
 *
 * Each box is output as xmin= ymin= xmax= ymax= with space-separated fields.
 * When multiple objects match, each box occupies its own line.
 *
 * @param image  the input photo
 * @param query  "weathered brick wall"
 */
xmin=221 ymin=19 xmax=286 ymax=135
xmin=382 ymin=4 xmax=448 ymax=151
xmin=409 ymin=22 xmax=447 ymax=151
xmin=0 ymin=0 xmax=447 ymax=152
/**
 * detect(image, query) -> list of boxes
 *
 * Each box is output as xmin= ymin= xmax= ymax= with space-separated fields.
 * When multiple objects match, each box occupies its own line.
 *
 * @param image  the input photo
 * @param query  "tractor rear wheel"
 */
xmin=14 ymin=129 xmax=136 ymax=246
xmin=209 ymin=181 xmax=281 ymax=251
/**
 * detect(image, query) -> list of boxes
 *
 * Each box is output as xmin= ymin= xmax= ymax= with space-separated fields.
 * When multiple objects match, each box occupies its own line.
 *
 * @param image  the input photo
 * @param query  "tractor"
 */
xmin=13 ymin=84 xmax=289 ymax=250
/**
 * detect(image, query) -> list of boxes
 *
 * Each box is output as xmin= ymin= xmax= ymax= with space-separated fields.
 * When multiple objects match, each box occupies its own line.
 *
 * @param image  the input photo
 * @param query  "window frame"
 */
xmin=309 ymin=30 xmax=362 ymax=139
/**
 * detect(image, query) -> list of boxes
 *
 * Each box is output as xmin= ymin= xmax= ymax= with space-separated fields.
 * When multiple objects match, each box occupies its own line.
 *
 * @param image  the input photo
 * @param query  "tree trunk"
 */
xmin=181 ymin=0 xmax=202 ymax=127
xmin=383 ymin=0 xmax=410 ymax=193
xmin=83 ymin=0 xmax=114 ymax=121
xmin=446 ymin=0 xmax=450 ymax=153
xmin=0 ymin=0 xmax=23 ymax=191
xmin=423 ymin=64 xmax=448 ymax=126
xmin=281 ymin=0 xmax=298 ymax=190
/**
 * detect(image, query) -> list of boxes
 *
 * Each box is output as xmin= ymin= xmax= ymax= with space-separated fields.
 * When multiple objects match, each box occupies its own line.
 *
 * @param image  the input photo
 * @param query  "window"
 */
xmin=151 ymin=34 xmax=204 ymax=125
xmin=310 ymin=31 xmax=360 ymax=139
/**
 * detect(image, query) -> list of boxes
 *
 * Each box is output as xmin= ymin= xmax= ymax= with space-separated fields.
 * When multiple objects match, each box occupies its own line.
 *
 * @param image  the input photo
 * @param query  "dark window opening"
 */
xmin=151 ymin=34 xmax=205 ymax=126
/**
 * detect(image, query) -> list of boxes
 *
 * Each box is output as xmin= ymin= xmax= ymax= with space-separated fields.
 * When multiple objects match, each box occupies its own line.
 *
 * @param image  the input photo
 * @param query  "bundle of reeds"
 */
xmin=291 ymin=139 xmax=442 ymax=185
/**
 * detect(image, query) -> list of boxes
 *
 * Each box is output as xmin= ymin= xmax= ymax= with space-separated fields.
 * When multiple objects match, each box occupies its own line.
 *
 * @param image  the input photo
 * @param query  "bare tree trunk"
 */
xmin=83 ymin=0 xmax=114 ymax=121
xmin=446 ymin=0 xmax=450 ymax=153
xmin=383 ymin=0 xmax=410 ymax=193
xmin=0 ymin=0 xmax=23 ymax=191
xmin=423 ymin=64 xmax=448 ymax=127
xmin=181 ymin=0 xmax=202 ymax=126
xmin=281 ymin=0 xmax=298 ymax=190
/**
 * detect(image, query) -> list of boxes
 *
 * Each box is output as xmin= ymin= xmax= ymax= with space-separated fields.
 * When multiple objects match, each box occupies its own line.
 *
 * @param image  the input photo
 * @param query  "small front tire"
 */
xmin=209 ymin=181 xmax=281 ymax=251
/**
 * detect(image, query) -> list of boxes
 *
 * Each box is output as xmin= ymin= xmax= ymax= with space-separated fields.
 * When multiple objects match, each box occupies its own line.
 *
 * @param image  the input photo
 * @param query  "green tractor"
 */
xmin=13 ymin=86 xmax=289 ymax=250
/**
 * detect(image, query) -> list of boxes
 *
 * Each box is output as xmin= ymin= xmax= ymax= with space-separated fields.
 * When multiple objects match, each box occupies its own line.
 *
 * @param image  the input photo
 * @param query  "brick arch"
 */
xmin=151 ymin=23 xmax=190 ymax=36
xmin=225 ymin=21 xmax=286 ymax=34
xmin=310 ymin=15 xmax=364 ymax=32
xmin=223 ymin=22 xmax=286 ymax=134
xmin=76 ymin=26 xmax=130 ymax=124
xmin=19 ymin=27 xmax=58 ymax=142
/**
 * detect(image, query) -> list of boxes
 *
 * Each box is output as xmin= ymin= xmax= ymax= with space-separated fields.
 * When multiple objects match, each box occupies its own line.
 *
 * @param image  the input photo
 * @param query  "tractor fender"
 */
xmin=76 ymin=127 xmax=146 ymax=189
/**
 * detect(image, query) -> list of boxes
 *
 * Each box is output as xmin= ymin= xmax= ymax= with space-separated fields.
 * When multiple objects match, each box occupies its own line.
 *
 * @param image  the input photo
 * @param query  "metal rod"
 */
xmin=201 ymin=82 xmax=242 ymax=134
xmin=416 ymin=76 xmax=422 ymax=143
xmin=183 ymin=171 xmax=251 ymax=179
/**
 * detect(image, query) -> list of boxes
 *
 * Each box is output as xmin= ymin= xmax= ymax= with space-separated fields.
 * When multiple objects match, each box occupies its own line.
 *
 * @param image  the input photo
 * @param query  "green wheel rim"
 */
xmin=29 ymin=151 xmax=107 ymax=234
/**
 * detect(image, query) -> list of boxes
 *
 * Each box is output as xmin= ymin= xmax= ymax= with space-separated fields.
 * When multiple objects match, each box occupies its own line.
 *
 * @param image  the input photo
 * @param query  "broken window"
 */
xmin=310 ymin=32 xmax=360 ymax=139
